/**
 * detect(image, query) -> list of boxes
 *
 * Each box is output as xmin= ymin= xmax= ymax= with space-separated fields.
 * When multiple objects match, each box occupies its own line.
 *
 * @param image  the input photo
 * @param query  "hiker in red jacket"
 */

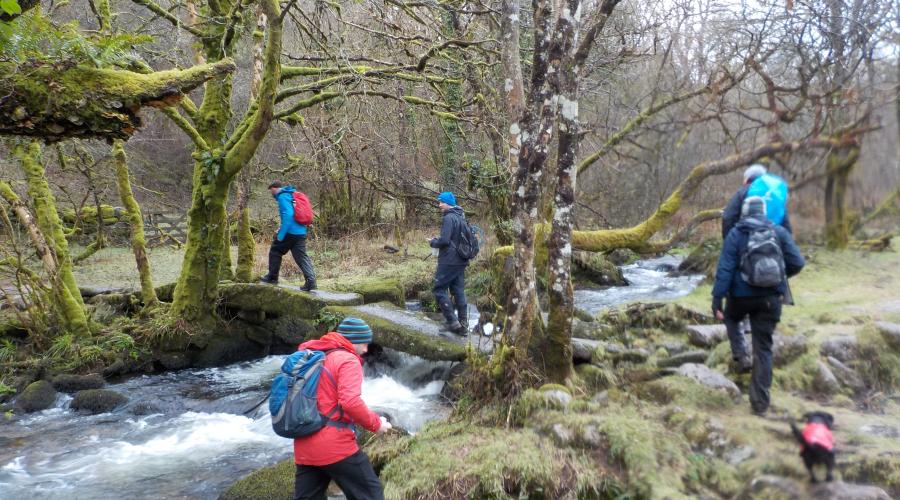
xmin=293 ymin=317 xmax=391 ymax=500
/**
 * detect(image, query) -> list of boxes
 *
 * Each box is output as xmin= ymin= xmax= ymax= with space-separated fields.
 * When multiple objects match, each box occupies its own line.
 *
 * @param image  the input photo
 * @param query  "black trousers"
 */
xmin=725 ymin=294 xmax=782 ymax=413
xmin=433 ymin=264 xmax=466 ymax=325
xmin=294 ymin=450 xmax=384 ymax=500
xmin=268 ymin=234 xmax=316 ymax=285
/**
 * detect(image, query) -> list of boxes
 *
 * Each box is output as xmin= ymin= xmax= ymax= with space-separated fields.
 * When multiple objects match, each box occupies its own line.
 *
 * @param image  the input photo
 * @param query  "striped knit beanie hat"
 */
xmin=336 ymin=317 xmax=373 ymax=344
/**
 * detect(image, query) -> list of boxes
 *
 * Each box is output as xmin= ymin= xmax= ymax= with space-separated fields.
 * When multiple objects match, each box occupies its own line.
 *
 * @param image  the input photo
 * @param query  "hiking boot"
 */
xmin=737 ymin=355 xmax=752 ymax=374
xmin=259 ymin=275 xmax=278 ymax=285
xmin=446 ymin=321 xmax=465 ymax=335
xmin=301 ymin=282 xmax=316 ymax=292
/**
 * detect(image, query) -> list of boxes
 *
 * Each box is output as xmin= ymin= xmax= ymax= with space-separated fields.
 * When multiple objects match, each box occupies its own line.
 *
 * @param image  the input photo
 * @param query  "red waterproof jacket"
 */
xmin=293 ymin=333 xmax=381 ymax=466
xmin=801 ymin=422 xmax=834 ymax=451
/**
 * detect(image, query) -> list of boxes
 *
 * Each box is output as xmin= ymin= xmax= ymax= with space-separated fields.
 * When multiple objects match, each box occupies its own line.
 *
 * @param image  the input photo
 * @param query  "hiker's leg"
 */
xmin=433 ymin=264 xmax=458 ymax=324
xmin=290 ymin=235 xmax=316 ymax=288
xmin=267 ymin=236 xmax=293 ymax=280
xmin=450 ymin=267 xmax=467 ymax=328
xmin=323 ymin=450 xmax=384 ymax=500
xmin=723 ymin=298 xmax=749 ymax=360
xmin=294 ymin=464 xmax=330 ymax=500
xmin=748 ymin=295 xmax=781 ymax=414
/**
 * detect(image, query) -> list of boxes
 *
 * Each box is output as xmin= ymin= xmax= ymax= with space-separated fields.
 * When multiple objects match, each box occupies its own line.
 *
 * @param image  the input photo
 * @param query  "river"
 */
xmin=0 ymin=256 xmax=701 ymax=499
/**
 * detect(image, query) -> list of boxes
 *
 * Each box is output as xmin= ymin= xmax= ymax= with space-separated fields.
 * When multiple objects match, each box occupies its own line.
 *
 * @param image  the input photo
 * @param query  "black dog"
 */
xmin=790 ymin=411 xmax=835 ymax=483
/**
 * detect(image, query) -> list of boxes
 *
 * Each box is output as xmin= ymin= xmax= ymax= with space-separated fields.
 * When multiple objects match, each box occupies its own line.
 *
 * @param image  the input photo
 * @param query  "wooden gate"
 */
xmin=144 ymin=212 xmax=188 ymax=247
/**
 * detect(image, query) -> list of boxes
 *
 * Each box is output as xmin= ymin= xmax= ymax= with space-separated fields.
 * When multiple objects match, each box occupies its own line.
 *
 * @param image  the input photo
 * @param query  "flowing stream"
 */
xmin=574 ymin=255 xmax=704 ymax=315
xmin=0 ymin=353 xmax=452 ymax=499
xmin=0 ymin=256 xmax=702 ymax=499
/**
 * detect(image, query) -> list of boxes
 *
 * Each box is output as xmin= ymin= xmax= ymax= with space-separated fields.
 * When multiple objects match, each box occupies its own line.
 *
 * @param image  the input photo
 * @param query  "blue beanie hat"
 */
xmin=437 ymin=191 xmax=456 ymax=206
xmin=336 ymin=317 xmax=373 ymax=344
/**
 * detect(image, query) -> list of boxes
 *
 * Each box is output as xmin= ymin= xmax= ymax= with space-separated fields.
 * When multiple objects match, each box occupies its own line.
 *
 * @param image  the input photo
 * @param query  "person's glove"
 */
xmin=377 ymin=416 xmax=393 ymax=434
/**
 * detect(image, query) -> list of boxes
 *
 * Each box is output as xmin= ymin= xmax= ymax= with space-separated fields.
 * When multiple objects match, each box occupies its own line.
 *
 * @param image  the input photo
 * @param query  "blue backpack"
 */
xmin=747 ymin=173 xmax=789 ymax=225
xmin=269 ymin=349 xmax=350 ymax=439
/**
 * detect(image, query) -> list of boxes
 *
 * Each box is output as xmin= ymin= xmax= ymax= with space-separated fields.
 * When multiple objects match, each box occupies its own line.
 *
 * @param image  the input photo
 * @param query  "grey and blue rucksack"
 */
xmin=455 ymin=221 xmax=483 ymax=260
xmin=270 ymin=349 xmax=345 ymax=438
xmin=740 ymin=225 xmax=785 ymax=288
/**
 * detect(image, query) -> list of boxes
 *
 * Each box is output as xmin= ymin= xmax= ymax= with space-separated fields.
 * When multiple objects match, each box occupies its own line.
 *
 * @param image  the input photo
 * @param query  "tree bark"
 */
xmin=112 ymin=140 xmax=158 ymax=307
xmin=170 ymin=0 xmax=282 ymax=324
xmin=15 ymin=142 xmax=91 ymax=337
xmin=0 ymin=61 xmax=235 ymax=141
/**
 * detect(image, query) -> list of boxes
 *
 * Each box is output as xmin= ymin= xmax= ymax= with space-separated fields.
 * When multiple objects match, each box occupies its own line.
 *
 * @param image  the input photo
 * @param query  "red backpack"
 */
xmin=292 ymin=191 xmax=314 ymax=225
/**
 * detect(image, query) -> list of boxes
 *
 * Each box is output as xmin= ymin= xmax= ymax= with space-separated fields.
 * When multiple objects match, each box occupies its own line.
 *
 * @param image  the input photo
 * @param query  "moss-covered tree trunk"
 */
xmin=824 ymin=146 xmax=859 ymax=250
xmin=15 ymin=141 xmax=91 ymax=337
xmin=170 ymin=0 xmax=282 ymax=324
xmin=112 ymin=140 xmax=158 ymax=307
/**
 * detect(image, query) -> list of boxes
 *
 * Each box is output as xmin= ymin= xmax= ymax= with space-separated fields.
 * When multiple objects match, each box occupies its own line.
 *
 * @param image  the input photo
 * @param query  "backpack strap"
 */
xmin=319 ymin=350 xmax=357 ymax=432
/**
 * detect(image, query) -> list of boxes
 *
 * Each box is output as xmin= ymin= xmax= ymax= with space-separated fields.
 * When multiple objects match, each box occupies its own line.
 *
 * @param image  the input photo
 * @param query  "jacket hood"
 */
xmin=444 ymin=206 xmax=465 ymax=218
xmin=298 ymin=332 xmax=361 ymax=363
xmin=736 ymin=216 xmax=772 ymax=232
xmin=275 ymin=185 xmax=297 ymax=197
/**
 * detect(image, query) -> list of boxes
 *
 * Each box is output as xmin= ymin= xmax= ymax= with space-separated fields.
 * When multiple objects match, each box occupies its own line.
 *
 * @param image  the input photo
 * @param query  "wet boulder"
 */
xmin=739 ymin=475 xmax=805 ymax=499
xmin=264 ymin=317 xmax=318 ymax=351
xmin=874 ymin=322 xmax=900 ymax=351
xmin=157 ymin=351 xmax=191 ymax=371
xmin=70 ymin=389 xmax=127 ymax=414
xmin=675 ymin=238 xmax=720 ymax=279
xmin=686 ymin=324 xmax=727 ymax=348
xmin=571 ymin=337 xmax=602 ymax=363
xmin=15 ymin=380 xmax=57 ymax=413
xmin=820 ymin=335 xmax=859 ymax=362
xmin=676 ymin=363 xmax=740 ymax=399
xmin=51 ymin=373 xmax=105 ymax=393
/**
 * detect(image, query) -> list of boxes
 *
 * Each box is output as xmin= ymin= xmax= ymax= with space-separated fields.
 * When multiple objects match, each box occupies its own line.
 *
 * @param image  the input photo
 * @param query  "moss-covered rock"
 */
xmin=220 ymin=458 xmax=294 ymax=500
xmin=51 ymin=373 xmax=104 ymax=393
xmin=572 ymin=251 xmax=626 ymax=286
xmin=676 ymin=238 xmax=721 ymax=279
xmin=218 ymin=283 xmax=362 ymax=319
xmin=70 ymin=389 xmax=127 ymax=414
xmin=15 ymin=380 xmax=57 ymax=413
xmin=574 ymin=363 xmax=616 ymax=392
xmin=379 ymin=420 xmax=622 ymax=499
xmin=635 ymin=375 xmax=735 ymax=410
xmin=193 ymin=330 xmax=269 ymax=368
xmin=262 ymin=316 xmax=318 ymax=352
xmin=340 ymin=279 xmax=405 ymax=307
xmin=842 ymin=455 xmax=900 ymax=498
xmin=322 ymin=303 xmax=467 ymax=361
xmin=855 ymin=324 xmax=900 ymax=392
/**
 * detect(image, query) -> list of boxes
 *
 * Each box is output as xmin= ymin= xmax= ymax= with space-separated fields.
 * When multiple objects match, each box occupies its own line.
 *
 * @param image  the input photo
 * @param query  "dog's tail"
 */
xmin=790 ymin=421 xmax=806 ymax=446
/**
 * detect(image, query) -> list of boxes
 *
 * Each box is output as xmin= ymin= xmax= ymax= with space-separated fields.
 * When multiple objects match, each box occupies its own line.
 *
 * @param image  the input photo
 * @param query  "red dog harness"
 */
xmin=801 ymin=422 xmax=834 ymax=451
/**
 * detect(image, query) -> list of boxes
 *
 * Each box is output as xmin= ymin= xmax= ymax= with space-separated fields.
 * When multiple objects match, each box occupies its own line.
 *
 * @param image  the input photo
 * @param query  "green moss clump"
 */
xmin=773 ymin=353 xmax=819 ymax=393
xmin=684 ymin=454 xmax=742 ymax=497
xmin=220 ymin=459 xmax=294 ymax=500
xmin=842 ymin=455 xmax=900 ymax=498
xmin=634 ymin=376 xmax=735 ymax=410
xmin=380 ymin=420 xmax=617 ymax=499
xmin=341 ymin=279 xmax=405 ymax=307
xmin=854 ymin=324 xmax=900 ymax=392
xmin=574 ymin=363 xmax=616 ymax=392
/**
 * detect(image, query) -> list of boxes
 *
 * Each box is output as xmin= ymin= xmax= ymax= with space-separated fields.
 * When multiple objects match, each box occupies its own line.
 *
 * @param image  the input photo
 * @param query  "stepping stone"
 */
xmin=657 ymin=350 xmax=709 ymax=368
xmin=685 ymin=324 xmax=727 ymax=348
xmin=676 ymin=363 xmax=740 ymax=399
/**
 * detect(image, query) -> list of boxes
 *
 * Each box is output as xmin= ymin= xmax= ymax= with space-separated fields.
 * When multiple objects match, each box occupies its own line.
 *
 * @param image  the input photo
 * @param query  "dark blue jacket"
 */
xmin=274 ymin=186 xmax=307 ymax=241
xmin=430 ymin=206 xmax=468 ymax=267
xmin=712 ymin=218 xmax=804 ymax=299
xmin=722 ymin=185 xmax=792 ymax=239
